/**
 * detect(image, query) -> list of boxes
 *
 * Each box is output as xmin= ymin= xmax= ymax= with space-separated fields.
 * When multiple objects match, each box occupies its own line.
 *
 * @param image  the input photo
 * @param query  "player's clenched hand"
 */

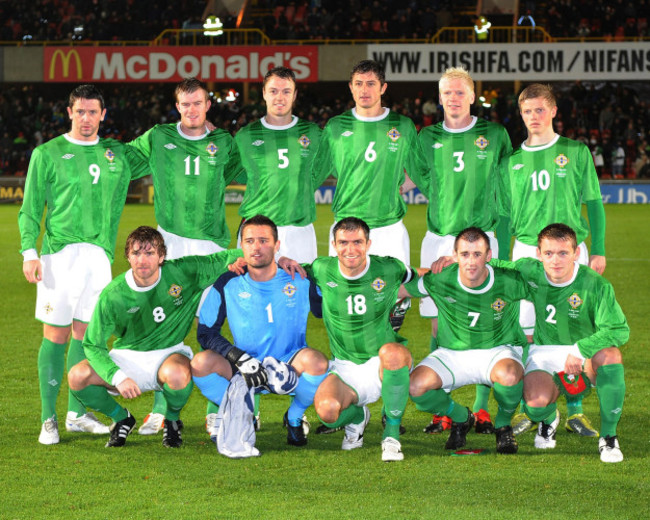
xmin=228 ymin=256 xmax=247 ymax=275
xmin=116 ymin=378 xmax=141 ymax=399
xmin=589 ymin=255 xmax=606 ymax=275
xmin=277 ymin=256 xmax=307 ymax=280
xmin=564 ymin=353 xmax=584 ymax=377
xmin=23 ymin=259 xmax=42 ymax=283
xmin=228 ymin=347 xmax=267 ymax=388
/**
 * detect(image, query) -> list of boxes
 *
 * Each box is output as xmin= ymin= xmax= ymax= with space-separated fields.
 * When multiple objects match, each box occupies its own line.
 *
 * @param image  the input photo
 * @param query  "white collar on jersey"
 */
xmin=457 ymin=264 xmax=495 ymax=294
xmin=261 ymin=115 xmax=298 ymax=130
xmin=352 ymin=107 xmax=390 ymax=122
xmin=338 ymin=255 xmax=371 ymax=280
xmin=125 ymin=268 xmax=163 ymax=292
xmin=442 ymin=116 xmax=477 ymax=134
xmin=521 ymin=133 xmax=560 ymax=152
xmin=64 ymin=133 xmax=99 ymax=146
xmin=176 ymin=122 xmax=209 ymax=140
xmin=544 ymin=261 xmax=580 ymax=288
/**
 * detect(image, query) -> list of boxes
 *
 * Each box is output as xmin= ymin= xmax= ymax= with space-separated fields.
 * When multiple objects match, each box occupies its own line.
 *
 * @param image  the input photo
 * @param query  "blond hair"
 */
xmin=439 ymin=67 xmax=474 ymax=93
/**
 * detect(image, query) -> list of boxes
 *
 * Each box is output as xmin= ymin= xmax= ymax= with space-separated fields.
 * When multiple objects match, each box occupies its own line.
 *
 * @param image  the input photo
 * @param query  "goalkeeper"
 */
xmin=192 ymin=215 xmax=328 ymax=448
xmin=493 ymin=223 xmax=628 ymax=463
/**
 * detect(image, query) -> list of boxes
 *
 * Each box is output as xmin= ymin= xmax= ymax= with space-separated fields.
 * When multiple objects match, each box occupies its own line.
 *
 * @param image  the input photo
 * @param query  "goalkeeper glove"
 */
xmin=226 ymin=347 xmax=268 ymax=388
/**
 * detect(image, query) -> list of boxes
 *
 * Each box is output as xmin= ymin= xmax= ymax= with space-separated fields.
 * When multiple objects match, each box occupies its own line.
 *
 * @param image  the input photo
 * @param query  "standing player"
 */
xmin=235 ymin=67 xmax=321 ymax=263
xmin=312 ymin=59 xmax=428 ymax=276
xmin=127 ymin=77 xmax=242 ymax=435
xmin=19 ymin=84 xmax=148 ymax=445
xmin=417 ymin=67 xmax=513 ymax=435
xmin=405 ymin=227 xmax=528 ymax=454
xmin=191 ymin=215 xmax=328 ymax=446
xmin=497 ymin=223 xmax=628 ymax=463
xmin=304 ymin=217 xmax=416 ymax=462
xmin=499 ymin=83 xmax=606 ymax=436
xmin=67 ymin=226 xmax=243 ymax=448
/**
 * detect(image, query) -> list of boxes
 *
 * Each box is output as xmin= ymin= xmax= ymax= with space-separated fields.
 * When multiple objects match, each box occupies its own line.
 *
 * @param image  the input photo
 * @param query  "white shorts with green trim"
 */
xmin=330 ymin=356 xmax=381 ymax=407
xmin=36 ymin=243 xmax=111 ymax=326
xmin=416 ymin=345 xmax=523 ymax=392
xmin=109 ymin=343 xmax=193 ymax=392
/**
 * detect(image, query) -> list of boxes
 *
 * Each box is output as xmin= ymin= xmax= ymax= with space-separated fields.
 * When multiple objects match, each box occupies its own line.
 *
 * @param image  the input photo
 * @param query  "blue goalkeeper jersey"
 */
xmin=197 ymin=268 xmax=322 ymax=361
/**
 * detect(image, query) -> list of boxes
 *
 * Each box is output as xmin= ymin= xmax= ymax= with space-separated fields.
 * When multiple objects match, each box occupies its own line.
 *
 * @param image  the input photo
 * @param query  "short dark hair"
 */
xmin=125 ymin=226 xmax=167 ymax=259
xmin=263 ymin=66 xmax=296 ymax=89
xmin=333 ymin=217 xmax=370 ymax=242
xmin=69 ymin=84 xmax=105 ymax=110
xmin=454 ymin=226 xmax=490 ymax=252
xmin=537 ymin=223 xmax=577 ymax=250
xmin=174 ymin=77 xmax=209 ymax=103
xmin=240 ymin=215 xmax=278 ymax=242
xmin=350 ymin=59 xmax=385 ymax=85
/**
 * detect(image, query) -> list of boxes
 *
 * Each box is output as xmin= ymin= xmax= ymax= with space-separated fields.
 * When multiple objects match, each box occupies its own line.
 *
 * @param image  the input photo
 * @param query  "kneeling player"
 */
xmin=405 ymin=227 xmax=528 ymax=454
xmin=502 ymin=223 xmax=628 ymax=463
xmin=68 ymin=227 xmax=242 ymax=448
xmin=192 ymin=216 xmax=328 ymax=447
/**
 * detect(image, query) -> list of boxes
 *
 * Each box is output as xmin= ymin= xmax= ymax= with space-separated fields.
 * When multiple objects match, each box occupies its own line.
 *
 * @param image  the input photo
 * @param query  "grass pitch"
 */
xmin=1 ymin=203 xmax=649 ymax=519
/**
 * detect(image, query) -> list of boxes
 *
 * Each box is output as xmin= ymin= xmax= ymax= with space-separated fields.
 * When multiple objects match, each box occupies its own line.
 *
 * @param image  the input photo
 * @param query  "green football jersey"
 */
xmin=312 ymin=108 xmax=428 ymax=228
xmin=498 ymin=135 xmax=602 ymax=246
xmin=127 ymin=123 xmax=241 ymax=248
xmin=418 ymin=117 xmax=512 ymax=235
xmin=18 ymin=134 xmax=147 ymax=261
xmin=499 ymin=258 xmax=629 ymax=359
xmin=405 ymin=263 xmax=528 ymax=350
xmin=235 ymin=116 xmax=321 ymax=227
xmin=83 ymin=249 xmax=242 ymax=384
xmin=305 ymin=255 xmax=414 ymax=364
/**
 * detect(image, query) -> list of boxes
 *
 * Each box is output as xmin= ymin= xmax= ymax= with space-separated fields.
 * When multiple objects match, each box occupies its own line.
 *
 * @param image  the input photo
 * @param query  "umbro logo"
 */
xmin=252 ymin=140 xmax=264 ymax=146
xmin=127 ymin=307 xmax=140 ymax=313
xmin=611 ymin=407 xmax=622 ymax=415
xmin=445 ymin=297 xmax=456 ymax=303
xmin=341 ymin=131 xmax=354 ymax=137
xmin=62 ymin=153 xmax=75 ymax=159
xmin=326 ymin=281 xmax=338 ymax=288
xmin=164 ymin=143 xmax=177 ymax=150
xmin=527 ymin=281 xmax=538 ymax=288
xmin=513 ymin=164 xmax=525 ymax=170
xmin=432 ymin=143 xmax=443 ymax=149
xmin=238 ymin=291 xmax=252 ymax=298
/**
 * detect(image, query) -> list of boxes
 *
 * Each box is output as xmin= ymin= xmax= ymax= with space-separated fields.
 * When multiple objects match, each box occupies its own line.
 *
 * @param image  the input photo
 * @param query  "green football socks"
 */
xmin=38 ymin=338 xmax=65 ymax=422
xmin=381 ymin=367 xmax=409 ymax=439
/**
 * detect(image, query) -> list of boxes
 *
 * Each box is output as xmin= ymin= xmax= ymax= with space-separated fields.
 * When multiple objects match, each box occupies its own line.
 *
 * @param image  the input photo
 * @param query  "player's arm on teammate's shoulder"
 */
xmin=196 ymin=284 xmax=237 ymax=356
xmin=277 ymin=256 xmax=307 ymax=279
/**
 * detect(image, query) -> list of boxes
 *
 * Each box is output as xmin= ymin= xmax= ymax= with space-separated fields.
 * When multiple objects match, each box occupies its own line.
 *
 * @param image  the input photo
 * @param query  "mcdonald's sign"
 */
xmin=45 ymin=49 xmax=83 ymax=81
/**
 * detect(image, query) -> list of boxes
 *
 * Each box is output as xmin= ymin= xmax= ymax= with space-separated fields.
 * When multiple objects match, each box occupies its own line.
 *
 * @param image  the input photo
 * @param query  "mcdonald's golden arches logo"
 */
xmin=49 ymin=49 xmax=82 ymax=80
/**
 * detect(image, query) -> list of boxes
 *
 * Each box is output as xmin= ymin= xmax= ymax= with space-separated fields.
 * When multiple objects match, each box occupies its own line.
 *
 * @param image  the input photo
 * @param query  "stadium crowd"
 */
xmin=1 ymin=0 xmax=649 ymax=42
xmin=1 ymin=80 xmax=648 ymax=178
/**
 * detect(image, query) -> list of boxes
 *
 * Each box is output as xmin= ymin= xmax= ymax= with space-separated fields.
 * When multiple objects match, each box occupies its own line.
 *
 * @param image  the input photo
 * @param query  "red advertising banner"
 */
xmin=44 ymin=46 xmax=319 ymax=83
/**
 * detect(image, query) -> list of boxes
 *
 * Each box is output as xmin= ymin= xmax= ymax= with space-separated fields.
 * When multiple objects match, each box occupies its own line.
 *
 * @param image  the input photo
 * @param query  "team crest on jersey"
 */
xmin=168 ymin=284 xmax=182 ymax=297
xmin=283 ymin=282 xmax=297 ymax=297
xmin=491 ymin=298 xmax=506 ymax=312
xmin=104 ymin=149 xmax=115 ymax=162
xmin=555 ymin=154 xmax=569 ymax=167
xmin=568 ymin=292 xmax=583 ymax=309
xmin=298 ymin=135 xmax=310 ymax=148
xmin=371 ymin=278 xmax=386 ymax=292
xmin=474 ymin=135 xmax=489 ymax=150
xmin=206 ymin=142 xmax=218 ymax=156
xmin=387 ymin=127 xmax=401 ymax=142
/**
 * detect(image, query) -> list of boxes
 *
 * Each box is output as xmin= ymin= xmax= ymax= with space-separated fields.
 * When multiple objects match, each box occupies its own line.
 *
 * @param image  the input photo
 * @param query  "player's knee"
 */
xmin=160 ymin=363 xmax=192 ymax=390
xmin=67 ymin=361 xmax=91 ymax=391
xmin=300 ymin=349 xmax=329 ymax=375
xmin=314 ymin=397 xmax=341 ymax=424
xmin=379 ymin=342 xmax=410 ymax=370
xmin=593 ymin=347 xmax=622 ymax=371
xmin=409 ymin=369 xmax=437 ymax=397
xmin=492 ymin=360 xmax=523 ymax=386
